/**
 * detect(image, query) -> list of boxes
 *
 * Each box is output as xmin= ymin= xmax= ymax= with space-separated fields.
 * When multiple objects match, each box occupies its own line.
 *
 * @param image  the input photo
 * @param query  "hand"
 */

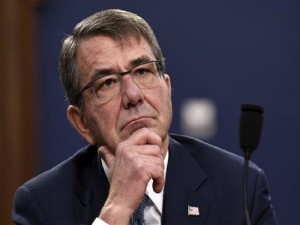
xmin=98 ymin=128 xmax=165 ymax=224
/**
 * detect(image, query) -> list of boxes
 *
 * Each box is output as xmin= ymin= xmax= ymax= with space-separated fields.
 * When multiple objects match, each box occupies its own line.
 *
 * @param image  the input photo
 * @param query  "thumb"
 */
xmin=98 ymin=146 xmax=115 ymax=168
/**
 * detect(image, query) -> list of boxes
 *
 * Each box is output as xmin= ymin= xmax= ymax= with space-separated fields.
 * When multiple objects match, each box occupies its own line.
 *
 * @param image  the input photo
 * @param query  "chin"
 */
xmin=120 ymin=122 xmax=148 ymax=139
xmin=120 ymin=120 xmax=160 ymax=138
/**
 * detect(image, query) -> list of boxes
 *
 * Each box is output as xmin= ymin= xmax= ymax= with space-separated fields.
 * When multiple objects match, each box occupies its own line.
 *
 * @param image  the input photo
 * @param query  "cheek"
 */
xmin=98 ymin=106 xmax=119 ymax=130
xmin=158 ymin=84 xmax=172 ymax=108
xmin=159 ymin=86 xmax=173 ymax=124
xmin=87 ymin=103 xmax=120 ymax=141
xmin=148 ymin=85 xmax=172 ymax=119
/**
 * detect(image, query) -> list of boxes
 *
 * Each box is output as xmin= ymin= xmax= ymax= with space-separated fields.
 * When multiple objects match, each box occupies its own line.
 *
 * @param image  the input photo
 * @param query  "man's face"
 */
xmin=74 ymin=35 xmax=172 ymax=153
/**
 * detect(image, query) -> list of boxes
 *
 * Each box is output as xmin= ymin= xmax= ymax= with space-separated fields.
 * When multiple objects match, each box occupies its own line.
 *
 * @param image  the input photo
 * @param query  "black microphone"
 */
xmin=240 ymin=104 xmax=264 ymax=160
xmin=239 ymin=104 xmax=264 ymax=225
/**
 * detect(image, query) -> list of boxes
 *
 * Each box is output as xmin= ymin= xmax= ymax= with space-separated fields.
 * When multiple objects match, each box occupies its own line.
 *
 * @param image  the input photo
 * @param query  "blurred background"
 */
xmin=0 ymin=0 xmax=299 ymax=224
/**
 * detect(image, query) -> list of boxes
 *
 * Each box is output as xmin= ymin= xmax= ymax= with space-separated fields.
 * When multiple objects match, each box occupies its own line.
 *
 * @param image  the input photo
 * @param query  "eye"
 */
xmin=135 ymin=67 xmax=150 ymax=76
xmin=93 ymin=75 xmax=120 ymax=92
xmin=133 ymin=63 xmax=155 ymax=77
xmin=101 ymin=78 xmax=114 ymax=87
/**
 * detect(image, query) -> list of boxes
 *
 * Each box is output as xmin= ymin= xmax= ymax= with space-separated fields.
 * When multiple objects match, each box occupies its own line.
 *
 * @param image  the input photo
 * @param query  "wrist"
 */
xmin=99 ymin=202 xmax=133 ymax=225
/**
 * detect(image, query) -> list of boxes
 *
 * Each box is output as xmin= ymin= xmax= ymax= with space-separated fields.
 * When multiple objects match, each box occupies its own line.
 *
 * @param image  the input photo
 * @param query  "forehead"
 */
xmin=76 ymin=35 xmax=155 ymax=84
xmin=77 ymin=35 xmax=154 ymax=65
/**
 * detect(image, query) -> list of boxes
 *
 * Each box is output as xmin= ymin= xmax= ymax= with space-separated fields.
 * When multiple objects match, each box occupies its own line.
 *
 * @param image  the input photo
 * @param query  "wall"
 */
xmin=0 ymin=0 xmax=38 ymax=224
xmin=36 ymin=1 xmax=299 ymax=224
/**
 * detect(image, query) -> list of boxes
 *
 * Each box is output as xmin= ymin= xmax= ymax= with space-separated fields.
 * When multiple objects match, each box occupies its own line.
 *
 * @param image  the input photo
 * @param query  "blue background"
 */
xmin=36 ymin=1 xmax=299 ymax=224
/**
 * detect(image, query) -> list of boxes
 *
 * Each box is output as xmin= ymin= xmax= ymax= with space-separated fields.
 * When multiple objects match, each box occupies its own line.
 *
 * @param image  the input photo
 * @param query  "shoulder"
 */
xmin=167 ymin=136 xmax=277 ymax=224
xmin=21 ymin=145 xmax=97 ymax=191
xmin=169 ymin=133 xmax=261 ymax=174
xmin=12 ymin=145 xmax=99 ymax=224
xmin=169 ymin=133 xmax=244 ymax=162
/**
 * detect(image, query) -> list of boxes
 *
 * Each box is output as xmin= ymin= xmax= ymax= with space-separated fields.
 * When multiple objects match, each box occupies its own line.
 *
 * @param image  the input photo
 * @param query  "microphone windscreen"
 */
xmin=239 ymin=104 xmax=264 ymax=152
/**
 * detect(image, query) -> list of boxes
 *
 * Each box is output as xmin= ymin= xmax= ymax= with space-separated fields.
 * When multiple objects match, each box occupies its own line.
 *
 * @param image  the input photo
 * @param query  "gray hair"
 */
xmin=59 ymin=9 xmax=165 ymax=108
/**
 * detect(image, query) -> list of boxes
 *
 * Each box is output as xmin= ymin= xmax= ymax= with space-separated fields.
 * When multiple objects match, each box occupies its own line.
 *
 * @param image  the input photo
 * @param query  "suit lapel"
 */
xmin=162 ymin=137 xmax=212 ymax=225
xmin=73 ymin=146 xmax=109 ymax=224
xmin=71 ymin=138 xmax=215 ymax=224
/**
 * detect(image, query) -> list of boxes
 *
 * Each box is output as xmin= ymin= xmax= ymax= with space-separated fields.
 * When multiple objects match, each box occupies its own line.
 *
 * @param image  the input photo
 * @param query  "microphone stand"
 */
xmin=239 ymin=104 xmax=264 ymax=225
xmin=243 ymin=150 xmax=252 ymax=225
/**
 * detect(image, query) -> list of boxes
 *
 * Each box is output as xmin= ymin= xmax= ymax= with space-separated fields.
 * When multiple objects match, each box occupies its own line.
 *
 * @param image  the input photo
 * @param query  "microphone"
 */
xmin=240 ymin=104 xmax=264 ymax=160
xmin=239 ymin=104 xmax=264 ymax=225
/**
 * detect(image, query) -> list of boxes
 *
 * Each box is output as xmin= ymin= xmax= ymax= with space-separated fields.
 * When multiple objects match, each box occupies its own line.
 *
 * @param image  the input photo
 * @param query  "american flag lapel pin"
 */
xmin=188 ymin=205 xmax=200 ymax=216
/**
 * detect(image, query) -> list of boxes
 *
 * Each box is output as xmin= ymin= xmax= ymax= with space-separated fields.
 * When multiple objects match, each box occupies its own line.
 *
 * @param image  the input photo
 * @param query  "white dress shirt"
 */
xmin=92 ymin=151 xmax=169 ymax=225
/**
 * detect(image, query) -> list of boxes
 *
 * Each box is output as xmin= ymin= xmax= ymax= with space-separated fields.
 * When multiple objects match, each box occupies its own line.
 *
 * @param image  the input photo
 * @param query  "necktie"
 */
xmin=131 ymin=195 xmax=149 ymax=225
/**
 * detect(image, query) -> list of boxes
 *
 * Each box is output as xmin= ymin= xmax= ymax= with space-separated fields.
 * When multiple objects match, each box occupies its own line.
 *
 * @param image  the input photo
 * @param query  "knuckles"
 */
xmin=112 ymin=128 xmax=164 ymax=184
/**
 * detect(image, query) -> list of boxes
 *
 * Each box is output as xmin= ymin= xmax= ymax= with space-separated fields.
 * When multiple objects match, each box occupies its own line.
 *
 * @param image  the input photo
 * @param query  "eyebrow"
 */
xmin=88 ymin=55 xmax=155 ymax=82
xmin=128 ymin=56 xmax=153 ymax=68
xmin=90 ymin=68 xmax=115 ymax=82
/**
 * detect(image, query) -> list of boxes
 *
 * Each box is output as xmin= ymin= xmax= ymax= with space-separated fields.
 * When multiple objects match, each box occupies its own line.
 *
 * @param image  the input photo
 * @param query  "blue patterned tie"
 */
xmin=131 ymin=195 xmax=149 ymax=225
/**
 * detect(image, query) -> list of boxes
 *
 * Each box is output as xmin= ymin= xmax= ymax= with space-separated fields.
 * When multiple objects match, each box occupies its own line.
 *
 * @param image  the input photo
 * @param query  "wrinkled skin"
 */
xmin=66 ymin=35 xmax=173 ymax=224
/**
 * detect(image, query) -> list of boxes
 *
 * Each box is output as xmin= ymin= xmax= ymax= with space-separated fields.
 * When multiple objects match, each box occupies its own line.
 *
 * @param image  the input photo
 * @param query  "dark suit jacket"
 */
xmin=12 ymin=134 xmax=277 ymax=225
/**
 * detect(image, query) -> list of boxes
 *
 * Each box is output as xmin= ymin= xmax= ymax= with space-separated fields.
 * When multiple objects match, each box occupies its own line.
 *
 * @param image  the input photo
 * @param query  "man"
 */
xmin=12 ymin=9 xmax=277 ymax=225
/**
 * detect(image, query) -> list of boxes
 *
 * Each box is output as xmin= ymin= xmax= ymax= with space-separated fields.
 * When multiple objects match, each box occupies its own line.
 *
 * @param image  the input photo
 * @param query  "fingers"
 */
xmin=153 ymin=174 xmax=164 ymax=193
xmin=100 ymin=127 xmax=164 ymax=167
xmin=128 ymin=143 xmax=163 ymax=160
xmin=139 ymin=156 xmax=164 ymax=193
xmin=98 ymin=127 xmax=165 ymax=202
xmin=132 ymin=152 xmax=165 ymax=183
xmin=97 ymin=127 xmax=166 ymax=223
xmin=125 ymin=127 xmax=163 ymax=148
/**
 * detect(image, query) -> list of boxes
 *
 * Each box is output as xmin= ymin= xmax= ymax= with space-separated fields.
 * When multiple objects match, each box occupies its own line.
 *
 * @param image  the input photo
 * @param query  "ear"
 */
xmin=67 ymin=105 xmax=96 ymax=145
xmin=163 ymin=74 xmax=172 ymax=96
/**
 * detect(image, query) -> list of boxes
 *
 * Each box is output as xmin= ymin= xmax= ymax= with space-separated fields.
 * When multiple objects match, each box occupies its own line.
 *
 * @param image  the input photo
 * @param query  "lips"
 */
xmin=118 ymin=105 xmax=158 ymax=133
xmin=121 ymin=116 xmax=153 ymax=131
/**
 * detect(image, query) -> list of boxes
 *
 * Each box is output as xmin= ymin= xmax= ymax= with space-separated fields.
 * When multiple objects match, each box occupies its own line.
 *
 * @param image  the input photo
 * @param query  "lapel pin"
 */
xmin=188 ymin=205 xmax=200 ymax=216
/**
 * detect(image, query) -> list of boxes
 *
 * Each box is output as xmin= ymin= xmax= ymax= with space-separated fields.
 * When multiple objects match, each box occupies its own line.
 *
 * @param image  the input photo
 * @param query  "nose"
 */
xmin=121 ymin=75 xmax=144 ymax=108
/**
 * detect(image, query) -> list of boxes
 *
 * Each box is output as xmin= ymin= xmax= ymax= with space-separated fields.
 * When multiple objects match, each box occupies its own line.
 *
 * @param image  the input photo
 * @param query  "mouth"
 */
xmin=120 ymin=116 xmax=154 ymax=132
